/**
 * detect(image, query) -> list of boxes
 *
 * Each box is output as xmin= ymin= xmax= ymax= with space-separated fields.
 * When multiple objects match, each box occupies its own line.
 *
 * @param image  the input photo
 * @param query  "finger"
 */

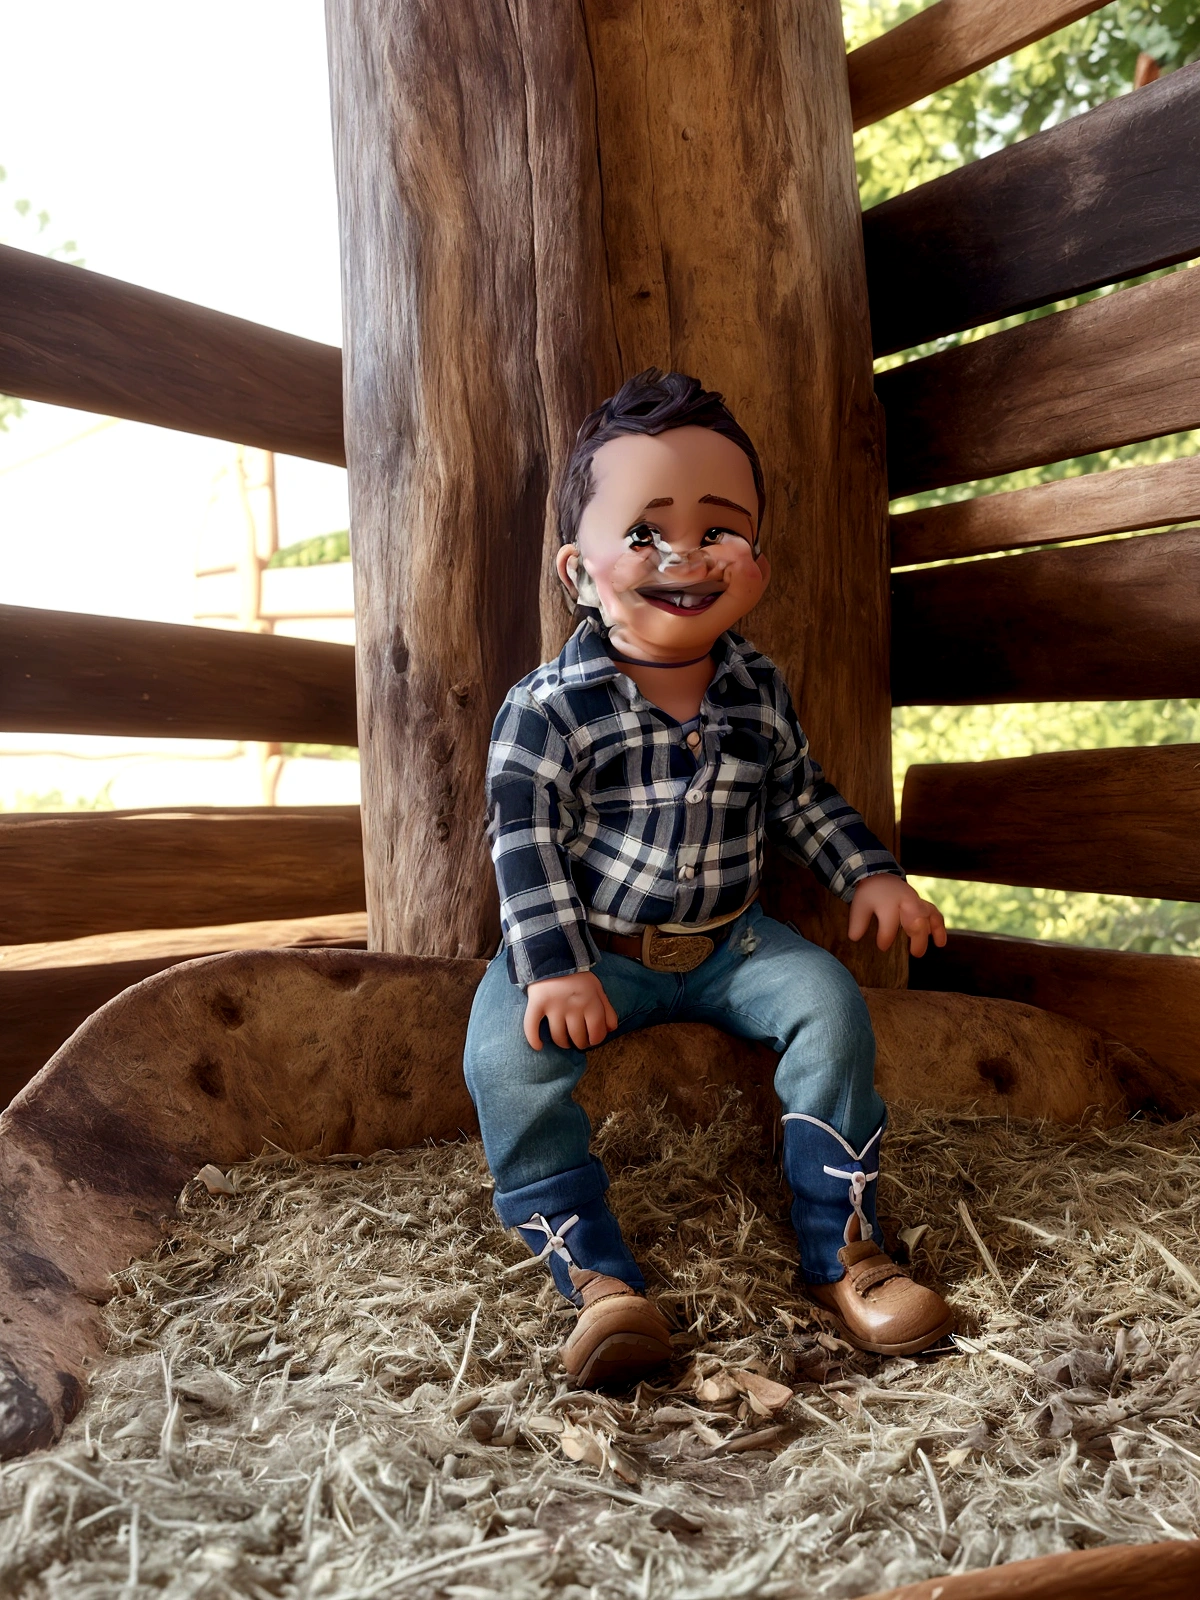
xmin=566 ymin=1008 xmax=593 ymax=1051
xmin=602 ymin=990 xmax=619 ymax=1033
xmin=909 ymin=922 xmax=929 ymax=959
xmin=523 ymin=1001 xmax=545 ymax=1052
xmin=548 ymin=1009 xmax=574 ymax=1051
xmin=847 ymin=896 xmax=871 ymax=943
xmin=874 ymin=902 xmax=902 ymax=951
xmin=584 ymin=1000 xmax=610 ymax=1048
xmin=927 ymin=907 xmax=949 ymax=947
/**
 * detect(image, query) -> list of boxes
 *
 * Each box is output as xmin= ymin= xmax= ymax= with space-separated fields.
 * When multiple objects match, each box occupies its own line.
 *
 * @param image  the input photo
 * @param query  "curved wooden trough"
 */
xmin=0 ymin=946 xmax=1138 ymax=1463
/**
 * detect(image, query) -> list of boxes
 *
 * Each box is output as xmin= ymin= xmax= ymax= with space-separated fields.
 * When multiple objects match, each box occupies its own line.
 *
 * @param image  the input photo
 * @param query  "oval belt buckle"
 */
xmin=642 ymin=925 xmax=714 ymax=973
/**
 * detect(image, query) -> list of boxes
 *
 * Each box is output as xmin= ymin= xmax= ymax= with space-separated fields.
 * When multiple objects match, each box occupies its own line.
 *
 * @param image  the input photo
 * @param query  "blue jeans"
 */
xmin=464 ymin=905 xmax=887 ymax=1289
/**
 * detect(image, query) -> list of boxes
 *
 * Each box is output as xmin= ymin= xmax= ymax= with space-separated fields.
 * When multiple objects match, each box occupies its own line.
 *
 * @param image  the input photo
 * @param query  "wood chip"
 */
xmin=195 ymin=1164 xmax=235 ymax=1197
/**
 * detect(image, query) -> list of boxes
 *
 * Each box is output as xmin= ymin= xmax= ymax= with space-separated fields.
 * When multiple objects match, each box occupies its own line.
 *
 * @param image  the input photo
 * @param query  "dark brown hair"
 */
xmin=557 ymin=369 xmax=765 ymax=546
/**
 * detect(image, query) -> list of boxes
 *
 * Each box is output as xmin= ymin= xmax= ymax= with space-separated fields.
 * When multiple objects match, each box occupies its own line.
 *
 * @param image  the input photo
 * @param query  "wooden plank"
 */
xmin=847 ymin=1 xmax=1103 ymax=132
xmin=0 ymin=913 xmax=369 ymax=972
xmin=891 ymin=527 xmax=1200 ymax=704
xmin=864 ymin=62 xmax=1200 ymax=354
xmin=891 ymin=455 xmax=1200 ymax=566
xmin=0 ymin=245 xmax=344 ymax=464
xmin=901 ymin=744 xmax=1200 ymax=900
xmin=908 ymin=931 xmax=1200 ymax=1112
xmin=0 ymin=921 xmax=369 ymax=1109
xmin=0 ymin=604 xmax=358 ymax=743
xmin=0 ymin=808 xmax=366 ymax=944
xmin=879 ymin=265 xmax=1200 ymax=497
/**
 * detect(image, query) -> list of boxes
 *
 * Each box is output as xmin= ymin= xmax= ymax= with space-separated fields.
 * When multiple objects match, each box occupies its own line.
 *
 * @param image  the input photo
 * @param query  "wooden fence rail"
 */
xmin=879 ymin=264 xmax=1200 ymax=497
xmin=864 ymin=61 xmax=1200 ymax=355
xmin=890 ymin=456 xmax=1200 ymax=567
xmin=0 ymin=245 xmax=345 ymax=464
xmin=892 ymin=528 xmax=1200 ymax=705
xmin=1 ymin=604 xmax=358 ymax=744
xmin=901 ymin=745 xmax=1200 ymax=901
xmin=0 ymin=808 xmax=366 ymax=944
xmin=847 ymin=0 xmax=1104 ymax=131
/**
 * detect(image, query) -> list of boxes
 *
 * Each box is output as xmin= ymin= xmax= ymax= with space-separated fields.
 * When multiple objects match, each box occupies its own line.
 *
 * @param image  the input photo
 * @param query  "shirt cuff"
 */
xmin=504 ymin=921 xmax=598 ymax=989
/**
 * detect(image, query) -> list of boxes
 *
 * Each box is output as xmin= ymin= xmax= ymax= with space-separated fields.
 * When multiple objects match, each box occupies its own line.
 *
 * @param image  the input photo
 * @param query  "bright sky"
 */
xmin=0 ymin=0 xmax=342 ymax=341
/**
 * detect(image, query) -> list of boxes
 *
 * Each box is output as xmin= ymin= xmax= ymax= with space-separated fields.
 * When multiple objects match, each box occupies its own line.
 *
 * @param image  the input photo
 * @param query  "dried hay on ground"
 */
xmin=3 ymin=1100 xmax=1200 ymax=1598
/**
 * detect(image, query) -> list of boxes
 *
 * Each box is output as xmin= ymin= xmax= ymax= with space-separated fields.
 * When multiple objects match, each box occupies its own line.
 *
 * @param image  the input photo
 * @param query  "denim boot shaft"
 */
xmin=492 ymin=1155 xmax=645 ymax=1303
xmin=782 ymin=1113 xmax=885 ymax=1285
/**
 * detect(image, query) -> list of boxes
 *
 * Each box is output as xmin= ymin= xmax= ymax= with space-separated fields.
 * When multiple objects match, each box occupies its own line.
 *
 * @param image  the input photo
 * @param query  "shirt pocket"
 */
xmin=711 ymin=730 xmax=772 ymax=813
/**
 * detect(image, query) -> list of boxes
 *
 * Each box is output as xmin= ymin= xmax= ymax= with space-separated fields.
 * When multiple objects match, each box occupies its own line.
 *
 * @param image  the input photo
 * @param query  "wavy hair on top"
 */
xmin=556 ymin=369 xmax=766 ymax=548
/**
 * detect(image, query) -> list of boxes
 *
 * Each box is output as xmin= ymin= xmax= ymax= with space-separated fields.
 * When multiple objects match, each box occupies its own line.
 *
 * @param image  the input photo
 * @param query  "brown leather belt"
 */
xmin=591 ymin=896 xmax=756 ymax=973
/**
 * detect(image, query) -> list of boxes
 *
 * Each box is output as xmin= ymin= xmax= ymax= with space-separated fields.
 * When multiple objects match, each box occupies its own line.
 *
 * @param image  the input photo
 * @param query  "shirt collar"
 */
xmin=557 ymin=617 xmax=758 ymax=697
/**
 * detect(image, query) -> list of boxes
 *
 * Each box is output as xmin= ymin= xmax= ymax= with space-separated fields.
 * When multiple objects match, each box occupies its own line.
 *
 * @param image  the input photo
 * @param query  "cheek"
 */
xmin=599 ymin=549 xmax=656 ymax=593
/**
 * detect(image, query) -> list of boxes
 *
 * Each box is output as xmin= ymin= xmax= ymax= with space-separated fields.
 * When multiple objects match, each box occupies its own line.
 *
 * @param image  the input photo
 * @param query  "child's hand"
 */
xmin=524 ymin=972 xmax=619 ymax=1051
xmin=848 ymin=876 xmax=947 ymax=957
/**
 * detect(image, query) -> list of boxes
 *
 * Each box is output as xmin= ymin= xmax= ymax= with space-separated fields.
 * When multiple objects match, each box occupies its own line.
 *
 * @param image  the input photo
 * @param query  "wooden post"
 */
xmin=573 ymin=0 xmax=902 ymax=986
xmin=325 ymin=0 xmax=617 ymax=956
xmin=327 ymin=0 xmax=900 ymax=984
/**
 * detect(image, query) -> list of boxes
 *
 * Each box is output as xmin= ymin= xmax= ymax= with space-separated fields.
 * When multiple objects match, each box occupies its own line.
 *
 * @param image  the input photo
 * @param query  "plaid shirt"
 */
xmin=487 ymin=619 xmax=902 ymax=987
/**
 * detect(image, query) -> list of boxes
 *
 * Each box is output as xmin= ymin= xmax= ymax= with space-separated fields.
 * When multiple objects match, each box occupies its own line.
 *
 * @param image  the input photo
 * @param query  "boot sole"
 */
xmin=807 ymin=1303 xmax=957 ymax=1357
xmin=571 ymin=1332 xmax=673 ymax=1389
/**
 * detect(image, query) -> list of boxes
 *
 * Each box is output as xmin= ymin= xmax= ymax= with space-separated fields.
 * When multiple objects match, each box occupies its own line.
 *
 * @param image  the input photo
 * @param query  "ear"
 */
xmin=556 ymin=543 xmax=580 ymax=597
xmin=755 ymin=551 xmax=771 ymax=588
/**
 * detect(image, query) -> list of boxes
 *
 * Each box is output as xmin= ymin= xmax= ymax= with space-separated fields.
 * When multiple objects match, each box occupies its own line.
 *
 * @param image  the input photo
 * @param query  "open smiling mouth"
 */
xmin=637 ymin=585 xmax=724 ymax=616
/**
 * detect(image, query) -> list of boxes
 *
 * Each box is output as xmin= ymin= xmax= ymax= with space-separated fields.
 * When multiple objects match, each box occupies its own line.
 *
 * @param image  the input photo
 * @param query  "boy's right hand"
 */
xmin=524 ymin=972 xmax=618 ymax=1052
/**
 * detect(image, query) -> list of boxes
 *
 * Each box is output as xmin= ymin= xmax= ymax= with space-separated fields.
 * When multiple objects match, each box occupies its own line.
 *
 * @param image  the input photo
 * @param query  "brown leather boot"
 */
xmin=808 ymin=1240 xmax=955 ymax=1356
xmin=560 ymin=1269 xmax=674 ymax=1387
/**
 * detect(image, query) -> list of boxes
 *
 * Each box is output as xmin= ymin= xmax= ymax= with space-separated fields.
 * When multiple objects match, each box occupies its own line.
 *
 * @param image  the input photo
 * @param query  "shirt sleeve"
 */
xmin=486 ymin=689 xmax=597 ymax=988
xmin=764 ymin=674 xmax=904 ymax=901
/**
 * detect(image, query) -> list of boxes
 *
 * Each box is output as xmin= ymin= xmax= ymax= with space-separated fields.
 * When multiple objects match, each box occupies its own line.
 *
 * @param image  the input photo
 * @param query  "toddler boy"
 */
xmin=464 ymin=370 xmax=952 ymax=1386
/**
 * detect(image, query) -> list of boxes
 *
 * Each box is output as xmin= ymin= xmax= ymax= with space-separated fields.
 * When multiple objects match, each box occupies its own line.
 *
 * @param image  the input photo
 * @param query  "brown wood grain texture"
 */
xmin=864 ymin=63 xmax=1200 ymax=355
xmin=0 ymin=808 xmax=366 ymax=944
xmin=891 ymin=456 xmax=1200 ymax=566
xmin=0 ymin=604 xmax=358 ymax=743
xmin=326 ymin=0 xmax=618 ymax=958
xmin=901 ymin=744 xmax=1200 ymax=900
xmin=0 ymin=245 xmax=344 ymax=464
xmin=846 ymin=0 xmax=1103 ymax=131
xmin=579 ymin=0 xmax=902 ymax=987
xmin=879 ymin=264 xmax=1200 ymax=497
xmin=891 ymin=527 xmax=1200 ymax=704
xmin=908 ymin=931 xmax=1200 ymax=1112
xmin=0 ymin=925 xmax=369 ymax=1110
xmin=861 ymin=1536 xmax=1200 ymax=1600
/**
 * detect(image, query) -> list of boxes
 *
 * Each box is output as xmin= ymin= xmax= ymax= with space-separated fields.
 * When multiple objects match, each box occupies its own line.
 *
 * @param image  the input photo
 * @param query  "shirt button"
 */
xmin=678 ymin=864 xmax=694 ymax=881
xmin=685 ymin=789 xmax=703 ymax=805
xmin=686 ymin=731 xmax=701 ymax=750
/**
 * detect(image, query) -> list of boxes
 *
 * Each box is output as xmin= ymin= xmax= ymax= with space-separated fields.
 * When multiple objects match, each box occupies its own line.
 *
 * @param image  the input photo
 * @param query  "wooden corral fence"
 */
xmin=2 ymin=0 xmax=1199 ymax=1123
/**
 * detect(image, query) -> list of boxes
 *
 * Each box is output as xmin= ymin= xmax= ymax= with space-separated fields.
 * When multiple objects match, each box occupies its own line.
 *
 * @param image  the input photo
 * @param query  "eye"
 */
xmin=624 ymin=522 xmax=657 ymax=549
xmin=700 ymin=525 xmax=742 ymax=546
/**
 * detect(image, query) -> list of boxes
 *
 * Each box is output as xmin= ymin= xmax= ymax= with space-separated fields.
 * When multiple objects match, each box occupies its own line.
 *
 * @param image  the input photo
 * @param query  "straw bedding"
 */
xmin=3 ymin=1098 xmax=1200 ymax=1598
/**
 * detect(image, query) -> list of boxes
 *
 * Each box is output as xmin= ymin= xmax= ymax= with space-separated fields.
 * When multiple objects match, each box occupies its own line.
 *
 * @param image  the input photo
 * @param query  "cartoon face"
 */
xmin=556 ymin=427 xmax=770 ymax=658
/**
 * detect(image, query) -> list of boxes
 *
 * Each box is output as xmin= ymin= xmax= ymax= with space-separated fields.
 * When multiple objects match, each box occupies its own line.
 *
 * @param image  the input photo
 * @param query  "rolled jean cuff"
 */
xmin=493 ymin=1155 xmax=609 ymax=1229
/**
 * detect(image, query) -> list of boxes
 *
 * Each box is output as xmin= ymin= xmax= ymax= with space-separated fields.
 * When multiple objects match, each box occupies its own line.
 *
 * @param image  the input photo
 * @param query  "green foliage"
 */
xmin=845 ymin=1 xmax=1200 ymax=952
xmin=268 ymin=530 xmax=350 ymax=568
xmin=0 ymin=784 xmax=115 ymax=813
xmin=279 ymin=743 xmax=359 ymax=762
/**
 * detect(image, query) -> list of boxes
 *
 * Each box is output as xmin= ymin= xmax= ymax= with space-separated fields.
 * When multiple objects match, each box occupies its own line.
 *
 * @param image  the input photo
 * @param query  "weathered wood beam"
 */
xmin=0 ymin=808 xmax=365 ymax=944
xmin=326 ymin=0 xmax=614 ymax=958
xmin=909 ymin=932 xmax=1200 ymax=1116
xmin=860 ymin=1534 xmax=1200 ymax=1600
xmin=901 ymin=745 xmax=1200 ymax=901
xmin=864 ymin=62 xmax=1200 ymax=354
xmin=891 ymin=528 xmax=1200 ymax=704
xmin=847 ymin=0 xmax=1104 ymax=132
xmin=0 ymin=245 xmax=344 ymax=464
xmin=0 ymin=604 xmax=358 ymax=743
xmin=879 ymin=265 xmax=1200 ymax=497
xmin=891 ymin=456 xmax=1200 ymax=567
xmin=580 ymin=0 xmax=901 ymax=986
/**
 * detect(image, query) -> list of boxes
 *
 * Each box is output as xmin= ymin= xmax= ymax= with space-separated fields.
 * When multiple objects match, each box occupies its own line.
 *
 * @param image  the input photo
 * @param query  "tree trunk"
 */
xmin=574 ymin=0 xmax=902 ymax=985
xmin=327 ymin=0 xmax=901 ymax=984
xmin=325 ymin=0 xmax=616 ymax=956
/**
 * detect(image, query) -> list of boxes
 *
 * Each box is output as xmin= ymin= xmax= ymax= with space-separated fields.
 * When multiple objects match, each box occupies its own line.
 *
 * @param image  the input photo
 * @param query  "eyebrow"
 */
xmin=699 ymin=493 xmax=753 ymax=521
xmin=640 ymin=497 xmax=673 ymax=511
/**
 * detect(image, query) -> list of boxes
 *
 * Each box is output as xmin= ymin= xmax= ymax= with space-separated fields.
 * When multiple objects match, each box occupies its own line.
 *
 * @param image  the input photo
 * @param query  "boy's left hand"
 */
xmin=848 ymin=875 xmax=947 ymax=957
